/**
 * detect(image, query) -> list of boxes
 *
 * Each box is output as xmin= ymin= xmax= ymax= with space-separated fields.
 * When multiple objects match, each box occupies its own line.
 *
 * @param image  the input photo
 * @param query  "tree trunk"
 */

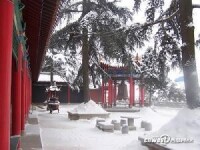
xmin=149 ymin=83 xmax=152 ymax=106
xmin=50 ymin=63 xmax=53 ymax=85
xmin=82 ymin=27 xmax=90 ymax=103
xmin=180 ymin=0 xmax=200 ymax=108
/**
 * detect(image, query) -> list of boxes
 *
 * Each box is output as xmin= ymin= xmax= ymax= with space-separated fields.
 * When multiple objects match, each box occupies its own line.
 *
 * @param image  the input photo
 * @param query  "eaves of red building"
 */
xmin=21 ymin=0 xmax=61 ymax=82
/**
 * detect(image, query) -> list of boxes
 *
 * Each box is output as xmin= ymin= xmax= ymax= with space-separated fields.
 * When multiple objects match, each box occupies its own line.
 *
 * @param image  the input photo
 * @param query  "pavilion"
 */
xmin=0 ymin=0 xmax=61 ymax=149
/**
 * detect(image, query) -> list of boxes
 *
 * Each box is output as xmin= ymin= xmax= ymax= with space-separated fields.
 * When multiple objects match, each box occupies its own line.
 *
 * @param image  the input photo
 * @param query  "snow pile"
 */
xmin=151 ymin=108 xmax=200 ymax=149
xmin=154 ymin=108 xmax=200 ymax=137
xmin=70 ymin=100 xmax=108 ymax=114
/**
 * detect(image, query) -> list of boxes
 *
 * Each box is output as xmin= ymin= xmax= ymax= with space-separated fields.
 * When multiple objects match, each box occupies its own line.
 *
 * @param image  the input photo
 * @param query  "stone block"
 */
xmin=96 ymin=119 xmax=105 ymax=128
xmin=144 ymin=122 xmax=152 ymax=131
xmin=129 ymin=126 xmax=136 ymax=131
xmin=113 ymin=122 xmax=121 ymax=130
xmin=127 ymin=118 xmax=134 ymax=126
xmin=120 ymin=119 xmax=127 ymax=126
xmin=121 ymin=124 xmax=129 ymax=134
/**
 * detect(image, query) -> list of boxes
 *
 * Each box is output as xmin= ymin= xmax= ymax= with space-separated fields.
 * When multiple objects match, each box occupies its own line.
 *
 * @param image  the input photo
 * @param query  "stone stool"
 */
xmin=113 ymin=122 xmax=121 ymax=130
xmin=121 ymin=124 xmax=129 ymax=134
xmin=111 ymin=120 xmax=117 ymax=124
xmin=127 ymin=118 xmax=134 ymax=126
xmin=96 ymin=119 xmax=105 ymax=128
xmin=141 ymin=121 xmax=146 ymax=128
xmin=120 ymin=119 xmax=127 ymax=126
xmin=144 ymin=122 xmax=152 ymax=131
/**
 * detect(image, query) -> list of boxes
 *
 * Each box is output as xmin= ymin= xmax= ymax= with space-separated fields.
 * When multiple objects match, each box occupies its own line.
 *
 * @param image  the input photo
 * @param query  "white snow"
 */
xmin=27 ymin=104 xmax=191 ymax=150
xmin=47 ymin=85 xmax=60 ymax=92
xmin=187 ymin=22 xmax=194 ymax=27
xmin=69 ymin=100 xmax=108 ymax=114
xmin=38 ymin=72 xmax=65 ymax=82
xmin=149 ymin=108 xmax=200 ymax=150
xmin=53 ymin=54 xmax=66 ymax=63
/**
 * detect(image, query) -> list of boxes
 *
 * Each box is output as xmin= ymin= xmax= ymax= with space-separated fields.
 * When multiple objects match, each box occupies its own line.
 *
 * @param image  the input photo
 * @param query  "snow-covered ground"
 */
xmin=25 ymin=102 xmax=200 ymax=150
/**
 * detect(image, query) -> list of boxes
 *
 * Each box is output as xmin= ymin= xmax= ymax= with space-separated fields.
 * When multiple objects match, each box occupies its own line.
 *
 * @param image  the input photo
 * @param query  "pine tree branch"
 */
xmin=71 ymin=9 xmax=180 ymax=38
xmin=67 ymin=1 xmax=83 ymax=8
xmin=63 ymin=9 xmax=83 ymax=13
xmin=143 ymin=9 xmax=179 ymax=27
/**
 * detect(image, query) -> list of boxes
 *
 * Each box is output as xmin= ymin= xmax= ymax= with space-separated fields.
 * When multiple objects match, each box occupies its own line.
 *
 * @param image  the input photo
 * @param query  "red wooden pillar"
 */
xmin=0 ymin=1 xmax=13 ymax=149
xmin=101 ymin=79 xmax=105 ymax=105
xmin=25 ymin=60 xmax=28 ymax=120
xmin=68 ymin=85 xmax=70 ymax=104
xmin=108 ymin=79 xmax=113 ymax=106
xmin=139 ymin=84 xmax=141 ymax=106
xmin=26 ymin=67 xmax=29 ymax=118
xmin=26 ymin=71 xmax=29 ymax=117
xmin=104 ymin=82 xmax=107 ymax=105
xmin=24 ymin=65 xmax=27 ymax=119
xmin=27 ymin=76 xmax=30 ymax=112
xmin=141 ymin=85 xmax=145 ymax=106
xmin=28 ymin=77 xmax=32 ymax=112
xmin=139 ymin=81 xmax=145 ymax=107
xmin=21 ymin=59 xmax=26 ymax=131
xmin=29 ymin=77 xmax=31 ymax=111
xmin=26 ymin=76 xmax=29 ymax=114
xmin=113 ymin=81 xmax=117 ymax=105
xmin=129 ymin=77 xmax=133 ymax=107
xmin=132 ymin=79 xmax=135 ymax=106
xmin=30 ymin=79 xmax=32 ymax=107
xmin=12 ymin=44 xmax=22 ymax=136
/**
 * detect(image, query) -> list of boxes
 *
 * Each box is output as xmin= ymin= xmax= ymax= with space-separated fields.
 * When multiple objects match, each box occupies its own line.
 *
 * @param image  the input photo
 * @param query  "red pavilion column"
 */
xmin=132 ymin=79 xmax=135 ymax=106
xmin=129 ymin=77 xmax=133 ymax=107
xmin=101 ymin=78 xmax=105 ymax=106
xmin=108 ymin=79 xmax=113 ymax=107
xmin=139 ymin=84 xmax=141 ymax=106
xmin=104 ymin=82 xmax=107 ymax=105
xmin=141 ymin=85 xmax=145 ymax=106
xmin=139 ymin=81 xmax=145 ymax=107
xmin=113 ymin=81 xmax=117 ymax=106
xmin=12 ymin=43 xmax=23 ymax=136
xmin=0 ymin=1 xmax=13 ymax=149
xmin=110 ymin=79 xmax=113 ymax=106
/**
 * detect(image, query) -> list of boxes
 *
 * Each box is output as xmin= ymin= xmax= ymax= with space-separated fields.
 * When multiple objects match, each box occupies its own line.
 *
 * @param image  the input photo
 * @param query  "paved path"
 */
xmin=21 ymin=112 xmax=42 ymax=150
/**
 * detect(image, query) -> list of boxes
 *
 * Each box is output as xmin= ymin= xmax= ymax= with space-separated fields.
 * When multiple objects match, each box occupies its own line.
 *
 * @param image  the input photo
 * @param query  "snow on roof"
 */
xmin=38 ymin=72 xmax=65 ymax=82
xmin=46 ymin=85 xmax=60 ymax=92
xmin=69 ymin=100 xmax=108 ymax=114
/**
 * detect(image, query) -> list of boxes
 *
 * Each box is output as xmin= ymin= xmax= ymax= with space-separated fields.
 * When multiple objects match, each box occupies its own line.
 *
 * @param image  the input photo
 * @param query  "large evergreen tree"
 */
xmin=45 ymin=0 xmax=200 ymax=107
xmin=49 ymin=0 xmax=136 ymax=102
xmin=128 ymin=0 xmax=200 ymax=108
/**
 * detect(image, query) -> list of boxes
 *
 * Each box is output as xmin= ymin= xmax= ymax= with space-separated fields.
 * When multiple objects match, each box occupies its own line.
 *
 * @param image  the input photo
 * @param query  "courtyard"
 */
xmin=24 ymin=104 xmax=181 ymax=150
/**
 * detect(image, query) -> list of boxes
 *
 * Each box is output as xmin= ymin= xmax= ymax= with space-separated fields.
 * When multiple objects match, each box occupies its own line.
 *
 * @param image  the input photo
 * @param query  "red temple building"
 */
xmin=0 ymin=0 xmax=61 ymax=149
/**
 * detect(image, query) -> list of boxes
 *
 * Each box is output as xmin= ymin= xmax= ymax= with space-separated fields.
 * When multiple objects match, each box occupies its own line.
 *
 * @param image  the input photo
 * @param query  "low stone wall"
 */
xmin=153 ymin=102 xmax=186 ymax=108
xmin=68 ymin=112 xmax=110 ymax=120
